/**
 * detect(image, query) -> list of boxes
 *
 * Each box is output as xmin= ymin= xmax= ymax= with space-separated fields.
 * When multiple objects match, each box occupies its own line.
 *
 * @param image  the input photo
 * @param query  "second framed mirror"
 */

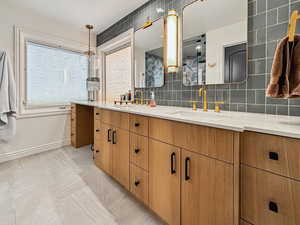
xmin=182 ymin=0 xmax=248 ymax=86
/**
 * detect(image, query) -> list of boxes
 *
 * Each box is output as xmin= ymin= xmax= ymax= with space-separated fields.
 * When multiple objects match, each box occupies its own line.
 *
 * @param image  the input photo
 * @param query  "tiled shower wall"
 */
xmin=97 ymin=0 xmax=300 ymax=116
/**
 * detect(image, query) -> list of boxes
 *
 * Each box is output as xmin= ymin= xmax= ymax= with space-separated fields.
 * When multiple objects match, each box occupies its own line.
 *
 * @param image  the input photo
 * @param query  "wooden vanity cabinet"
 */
xmin=149 ymin=118 xmax=234 ymax=163
xmin=112 ymin=127 xmax=130 ymax=189
xmin=130 ymin=164 xmax=149 ymax=205
xmin=94 ymin=123 xmax=113 ymax=175
xmin=93 ymin=107 xmax=130 ymax=189
xmin=71 ymin=104 xmax=93 ymax=148
xmin=241 ymin=165 xmax=300 ymax=225
xmin=242 ymin=131 xmax=300 ymax=180
xmin=90 ymin=106 xmax=239 ymax=225
xmin=149 ymin=139 xmax=181 ymax=225
xmin=130 ymin=133 xmax=149 ymax=171
xmin=241 ymin=132 xmax=300 ymax=225
xmin=181 ymin=149 xmax=234 ymax=225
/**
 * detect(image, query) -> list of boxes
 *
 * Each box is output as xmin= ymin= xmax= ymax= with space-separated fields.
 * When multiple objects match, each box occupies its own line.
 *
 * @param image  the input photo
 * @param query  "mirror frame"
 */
xmin=134 ymin=17 xmax=166 ymax=89
xmin=181 ymin=0 xmax=248 ymax=86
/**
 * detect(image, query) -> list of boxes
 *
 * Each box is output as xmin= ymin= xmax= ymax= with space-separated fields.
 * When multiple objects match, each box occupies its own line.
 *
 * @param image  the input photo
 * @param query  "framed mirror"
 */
xmin=182 ymin=0 xmax=248 ymax=86
xmin=134 ymin=18 xmax=164 ymax=88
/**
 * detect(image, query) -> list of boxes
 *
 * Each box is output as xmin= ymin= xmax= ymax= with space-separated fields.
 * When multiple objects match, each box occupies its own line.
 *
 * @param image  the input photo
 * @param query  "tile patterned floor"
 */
xmin=0 ymin=146 xmax=165 ymax=225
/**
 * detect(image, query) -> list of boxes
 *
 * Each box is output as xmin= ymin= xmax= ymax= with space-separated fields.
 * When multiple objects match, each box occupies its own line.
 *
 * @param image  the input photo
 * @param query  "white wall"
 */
xmin=206 ymin=21 xmax=247 ymax=84
xmin=0 ymin=2 xmax=95 ymax=162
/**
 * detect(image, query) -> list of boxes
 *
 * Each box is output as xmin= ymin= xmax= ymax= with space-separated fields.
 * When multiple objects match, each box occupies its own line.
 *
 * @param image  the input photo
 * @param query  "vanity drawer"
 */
xmin=149 ymin=118 xmax=234 ymax=163
xmin=94 ymin=119 xmax=101 ymax=141
xmin=130 ymin=133 xmax=149 ymax=171
xmin=94 ymin=107 xmax=101 ymax=120
xmin=130 ymin=164 xmax=149 ymax=205
xmin=130 ymin=114 xmax=149 ymax=136
xmin=102 ymin=109 xmax=129 ymax=130
xmin=241 ymin=131 xmax=300 ymax=180
xmin=241 ymin=165 xmax=300 ymax=225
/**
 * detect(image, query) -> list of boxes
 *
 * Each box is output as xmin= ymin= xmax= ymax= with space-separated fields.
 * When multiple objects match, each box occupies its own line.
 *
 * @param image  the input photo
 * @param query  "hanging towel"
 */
xmin=266 ymin=35 xmax=300 ymax=98
xmin=0 ymin=50 xmax=17 ymax=138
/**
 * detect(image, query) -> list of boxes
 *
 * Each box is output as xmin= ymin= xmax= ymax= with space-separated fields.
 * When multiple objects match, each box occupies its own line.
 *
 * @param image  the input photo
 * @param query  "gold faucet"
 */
xmin=189 ymin=101 xmax=198 ymax=111
xmin=134 ymin=90 xmax=144 ymax=105
xmin=199 ymin=86 xmax=208 ymax=112
xmin=214 ymin=102 xmax=224 ymax=113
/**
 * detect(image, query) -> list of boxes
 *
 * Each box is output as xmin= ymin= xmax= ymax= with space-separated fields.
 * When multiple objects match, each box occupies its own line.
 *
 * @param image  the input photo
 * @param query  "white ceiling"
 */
xmin=3 ymin=0 xmax=149 ymax=33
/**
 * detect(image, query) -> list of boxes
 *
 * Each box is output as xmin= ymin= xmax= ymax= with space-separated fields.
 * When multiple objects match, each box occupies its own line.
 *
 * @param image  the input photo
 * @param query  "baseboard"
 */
xmin=0 ymin=139 xmax=71 ymax=163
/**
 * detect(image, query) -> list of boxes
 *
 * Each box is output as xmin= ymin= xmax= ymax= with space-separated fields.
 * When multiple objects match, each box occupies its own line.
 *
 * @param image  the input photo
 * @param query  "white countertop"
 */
xmin=72 ymin=100 xmax=300 ymax=139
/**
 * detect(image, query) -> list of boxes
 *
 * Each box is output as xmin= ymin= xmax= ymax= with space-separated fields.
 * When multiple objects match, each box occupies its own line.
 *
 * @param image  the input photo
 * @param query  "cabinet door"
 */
xmin=95 ymin=123 xmax=113 ymax=175
xmin=149 ymin=139 xmax=181 ymax=225
xmin=181 ymin=149 xmax=234 ymax=225
xmin=112 ymin=128 xmax=130 ymax=189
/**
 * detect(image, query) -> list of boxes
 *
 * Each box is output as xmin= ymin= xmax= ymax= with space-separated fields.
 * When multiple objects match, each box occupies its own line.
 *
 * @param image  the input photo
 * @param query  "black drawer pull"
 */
xmin=96 ymin=129 xmax=100 ymax=132
xmin=134 ymin=149 xmax=140 ymax=154
xmin=107 ymin=129 xmax=112 ymax=142
xmin=96 ymin=113 xmax=100 ymax=115
xmin=134 ymin=123 xmax=140 ymax=127
xmin=171 ymin=152 xmax=176 ymax=174
xmin=96 ymin=150 xmax=99 ymax=153
xmin=112 ymin=130 xmax=117 ymax=144
xmin=134 ymin=180 xmax=140 ymax=186
xmin=269 ymin=152 xmax=279 ymax=161
xmin=269 ymin=201 xmax=278 ymax=213
xmin=185 ymin=157 xmax=191 ymax=181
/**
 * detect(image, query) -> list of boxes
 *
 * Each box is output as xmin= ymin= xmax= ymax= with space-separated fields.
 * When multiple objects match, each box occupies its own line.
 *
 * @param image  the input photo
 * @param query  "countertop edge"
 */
xmin=72 ymin=101 xmax=300 ymax=139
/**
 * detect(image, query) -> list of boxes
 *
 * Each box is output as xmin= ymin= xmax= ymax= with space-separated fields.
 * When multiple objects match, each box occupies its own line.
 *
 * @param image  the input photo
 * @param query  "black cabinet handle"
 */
xmin=134 ymin=149 xmax=140 ymax=154
xmin=134 ymin=180 xmax=140 ymax=186
xmin=96 ymin=150 xmax=100 ymax=153
xmin=96 ymin=113 xmax=100 ymax=115
xmin=96 ymin=129 xmax=100 ymax=132
xmin=171 ymin=152 xmax=176 ymax=174
xmin=269 ymin=201 xmax=278 ymax=213
xmin=185 ymin=157 xmax=191 ymax=181
xmin=107 ymin=129 xmax=112 ymax=142
xmin=112 ymin=130 xmax=117 ymax=144
xmin=269 ymin=152 xmax=279 ymax=161
xmin=134 ymin=123 xmax=140 ymax=127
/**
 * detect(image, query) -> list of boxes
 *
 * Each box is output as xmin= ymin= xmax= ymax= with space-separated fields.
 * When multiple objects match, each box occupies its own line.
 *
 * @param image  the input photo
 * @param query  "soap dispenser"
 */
xmin=149 ymin=91 xmax=157 ymax=107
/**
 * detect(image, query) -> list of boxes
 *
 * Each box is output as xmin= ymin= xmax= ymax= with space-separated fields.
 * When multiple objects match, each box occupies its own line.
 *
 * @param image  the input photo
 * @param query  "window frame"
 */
xmin=15 ymin=27 xmax=93 ymax=118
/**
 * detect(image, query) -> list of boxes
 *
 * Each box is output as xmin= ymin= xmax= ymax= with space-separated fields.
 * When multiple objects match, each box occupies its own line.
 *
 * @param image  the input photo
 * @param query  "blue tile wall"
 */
xmin=97 ymin=0 xmax=300 ymax=116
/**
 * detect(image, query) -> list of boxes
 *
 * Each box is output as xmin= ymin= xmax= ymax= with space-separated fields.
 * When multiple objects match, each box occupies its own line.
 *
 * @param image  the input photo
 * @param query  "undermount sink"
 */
xmin=165 ymin=110 xmax=226 ymax=118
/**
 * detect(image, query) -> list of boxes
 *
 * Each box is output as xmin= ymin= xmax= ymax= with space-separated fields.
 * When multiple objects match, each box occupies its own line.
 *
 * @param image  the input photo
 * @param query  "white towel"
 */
xmin=0 ymin=50 xmax=17 ymax=138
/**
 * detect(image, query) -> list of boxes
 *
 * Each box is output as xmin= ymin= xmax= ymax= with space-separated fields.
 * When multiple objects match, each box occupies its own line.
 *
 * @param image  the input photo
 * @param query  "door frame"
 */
xmin=97 ymin=29 xmax=134 ymax=102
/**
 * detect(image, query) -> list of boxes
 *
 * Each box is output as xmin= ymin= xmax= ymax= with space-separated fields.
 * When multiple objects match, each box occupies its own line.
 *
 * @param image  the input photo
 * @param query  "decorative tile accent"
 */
xmin=97 ymin=0 xmax=300 ymax=116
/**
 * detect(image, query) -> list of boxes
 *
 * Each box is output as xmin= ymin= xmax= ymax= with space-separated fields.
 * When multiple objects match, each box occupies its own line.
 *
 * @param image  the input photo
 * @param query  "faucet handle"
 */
xmin=214 ymin=102 xmax=224 ymax=113
xmin=189 ymin=101 xmax=198 ymax=111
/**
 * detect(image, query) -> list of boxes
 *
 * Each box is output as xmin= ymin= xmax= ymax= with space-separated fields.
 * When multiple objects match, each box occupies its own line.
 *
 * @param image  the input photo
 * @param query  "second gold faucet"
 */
xmin=199 ymin=86 xmax=208 ymax=112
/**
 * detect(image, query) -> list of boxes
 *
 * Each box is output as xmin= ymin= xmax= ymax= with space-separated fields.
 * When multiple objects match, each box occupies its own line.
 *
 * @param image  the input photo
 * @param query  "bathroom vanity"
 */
xmin=71 ymin=101 xmax=300 ymax=225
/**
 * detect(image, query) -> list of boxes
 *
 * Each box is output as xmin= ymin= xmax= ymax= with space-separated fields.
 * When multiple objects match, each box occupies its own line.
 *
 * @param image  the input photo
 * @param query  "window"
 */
xmin=25 ymin=41 xmax=88 ymax=107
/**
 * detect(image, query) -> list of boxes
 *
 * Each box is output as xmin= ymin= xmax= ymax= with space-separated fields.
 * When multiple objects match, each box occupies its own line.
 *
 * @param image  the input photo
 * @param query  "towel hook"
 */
xmin=288 ymin=10 xmax=300 ymax=42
